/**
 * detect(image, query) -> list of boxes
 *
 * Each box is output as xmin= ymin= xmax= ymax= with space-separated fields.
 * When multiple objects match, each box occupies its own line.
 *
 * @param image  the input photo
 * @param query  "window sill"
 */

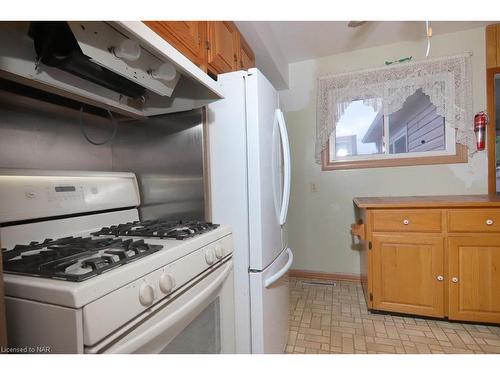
xmin=322 ymin=144 xmax=468 ymax=171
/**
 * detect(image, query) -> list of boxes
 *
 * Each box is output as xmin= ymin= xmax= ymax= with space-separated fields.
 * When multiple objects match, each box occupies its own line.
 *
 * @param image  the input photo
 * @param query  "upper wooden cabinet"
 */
xmin=206 ymin=21 xmax=239 ymax=75
xmin=143 ymin=21 xmax=208 ymax=72
xmin=238 ymin=34 xmax=255 ymax=71
xmin=143 ymin=21 xmax=255 ymax=78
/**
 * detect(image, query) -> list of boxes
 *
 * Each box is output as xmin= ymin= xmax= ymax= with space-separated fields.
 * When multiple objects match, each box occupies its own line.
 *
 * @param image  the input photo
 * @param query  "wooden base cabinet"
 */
xmin=354 ymin=195 xmax=500 ymax=325
xmin=448 ymin=236 xmax=500 ymax=323
xmin=372 ymin=234 xmax=445 ymax=318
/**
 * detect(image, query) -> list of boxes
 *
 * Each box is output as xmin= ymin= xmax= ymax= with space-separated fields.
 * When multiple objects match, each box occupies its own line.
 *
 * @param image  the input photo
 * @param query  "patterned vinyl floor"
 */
xmin=286 ymin=277 xmax=500 ymax=354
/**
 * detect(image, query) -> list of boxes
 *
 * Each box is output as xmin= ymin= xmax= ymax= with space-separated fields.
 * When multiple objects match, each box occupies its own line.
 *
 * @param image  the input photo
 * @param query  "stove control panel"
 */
xmin=82 ymin=233 xmax=234 ymax=347
xmin=0 ymin=172 xmax=140 ymax=223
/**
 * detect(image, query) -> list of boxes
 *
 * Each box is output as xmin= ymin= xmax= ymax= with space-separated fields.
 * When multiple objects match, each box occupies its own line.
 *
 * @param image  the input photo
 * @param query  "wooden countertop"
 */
xmin=354 ymin=194 xmax=500 ymax=208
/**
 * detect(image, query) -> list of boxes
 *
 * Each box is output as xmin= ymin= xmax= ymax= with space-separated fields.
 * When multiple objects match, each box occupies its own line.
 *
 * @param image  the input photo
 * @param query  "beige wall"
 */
xmin=279 ymin=27 xmax=488 ymax=275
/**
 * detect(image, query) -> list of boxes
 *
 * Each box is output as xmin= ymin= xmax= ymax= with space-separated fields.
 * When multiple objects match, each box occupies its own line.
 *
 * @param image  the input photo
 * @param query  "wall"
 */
xmin=279 ymin=27 xmax=488 ymax=275
xmin=0 ymin=88 xmax=205 ymax=221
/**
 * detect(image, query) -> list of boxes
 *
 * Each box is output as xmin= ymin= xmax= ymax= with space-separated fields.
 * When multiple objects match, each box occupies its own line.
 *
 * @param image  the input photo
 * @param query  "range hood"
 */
xmin=0 ymin=21 xmax=223 ymax=117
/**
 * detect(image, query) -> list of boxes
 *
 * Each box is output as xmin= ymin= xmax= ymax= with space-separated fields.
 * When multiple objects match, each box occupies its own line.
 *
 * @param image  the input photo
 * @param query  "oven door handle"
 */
xmin=102 ymin=260 xmax=233 ymax=353
xmin=264 ymin=248 xmax=293 ymax=288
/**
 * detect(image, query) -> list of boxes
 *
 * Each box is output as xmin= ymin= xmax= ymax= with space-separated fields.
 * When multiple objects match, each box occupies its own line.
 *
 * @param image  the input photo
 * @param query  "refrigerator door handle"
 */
xmin=264 ymin=248 xmax=293 ymax=288
xmin=277 ymin=109 xmax=291 ymax=226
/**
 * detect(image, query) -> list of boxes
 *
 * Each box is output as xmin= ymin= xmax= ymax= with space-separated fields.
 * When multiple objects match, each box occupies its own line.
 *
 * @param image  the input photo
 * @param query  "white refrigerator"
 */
xmin=208 ymin=68 xmax=293 ymax=353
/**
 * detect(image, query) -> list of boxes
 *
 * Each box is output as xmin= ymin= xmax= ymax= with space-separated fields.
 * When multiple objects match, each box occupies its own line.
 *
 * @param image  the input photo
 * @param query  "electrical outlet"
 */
xmin=310 ymin=183 xmax=318 ymax=192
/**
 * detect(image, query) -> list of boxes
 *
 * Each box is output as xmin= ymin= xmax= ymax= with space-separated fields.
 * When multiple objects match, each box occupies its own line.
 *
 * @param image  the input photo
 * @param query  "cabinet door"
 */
xmin=448 ymin=236 xmax=500 ymax=323
xmin=486 ymin=23 xmax=500 ymax=69
xmin=144 ymin=21 xmax=207 ymax=71
xmin=239 ymin=34 xmax=255 ymax=71
xmin=207 ymin=21 xmax=239 ymax=75
xmin=372 ymin=234 xmax=445 ymax=317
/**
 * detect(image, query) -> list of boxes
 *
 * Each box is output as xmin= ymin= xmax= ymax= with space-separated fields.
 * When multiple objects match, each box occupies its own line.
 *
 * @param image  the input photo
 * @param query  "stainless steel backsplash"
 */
xmin=112 ymin=112 xmax=205 ymax=221
xmin=0 ymin=90 xmax=205 ymax=221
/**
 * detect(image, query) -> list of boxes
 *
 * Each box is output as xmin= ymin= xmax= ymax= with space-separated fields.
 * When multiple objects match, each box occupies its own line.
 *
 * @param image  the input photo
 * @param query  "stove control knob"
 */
xmin=25 ymin=191 xmax=36 ymax=199
xmin=139 ymin=282 xmax=156 ymax=306
xmin=215 ymin=244 xmax=224 ymax=259
xmin=205 ymin=248 xmax=216 ymax=265
xmin=159 ymin=273 xmax=176 ymax=294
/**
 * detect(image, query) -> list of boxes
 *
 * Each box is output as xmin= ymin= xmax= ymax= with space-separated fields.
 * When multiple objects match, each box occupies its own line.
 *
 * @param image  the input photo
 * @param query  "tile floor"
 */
xmin=286 ymin=277 xmax=500 ymax=354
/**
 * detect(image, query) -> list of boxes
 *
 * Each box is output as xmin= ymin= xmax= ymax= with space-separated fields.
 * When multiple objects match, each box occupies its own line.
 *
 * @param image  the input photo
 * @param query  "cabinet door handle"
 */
xmin=451 ymin=277 xmax=459 ymax=283
xmin=486 ymin=219 xmax=494 ymax=225
xmin=403 ymin=219 xmax=410 ymax=225
xmin=436 ymin=275 xmax=444 ymax=281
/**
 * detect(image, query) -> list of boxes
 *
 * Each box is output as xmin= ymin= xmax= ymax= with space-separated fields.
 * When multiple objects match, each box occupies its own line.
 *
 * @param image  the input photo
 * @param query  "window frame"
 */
xmin=390 ymin=125 xmax=408 ymax=154
xmin=322 ymin=98 xmax=468 ymax=171
xmin=322 ymin=140 xmax=467 ymax=170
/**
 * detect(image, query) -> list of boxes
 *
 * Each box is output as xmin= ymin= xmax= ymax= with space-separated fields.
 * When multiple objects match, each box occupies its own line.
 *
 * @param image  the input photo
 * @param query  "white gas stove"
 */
xmin=0 ymin=170 xmax=235 ymax=354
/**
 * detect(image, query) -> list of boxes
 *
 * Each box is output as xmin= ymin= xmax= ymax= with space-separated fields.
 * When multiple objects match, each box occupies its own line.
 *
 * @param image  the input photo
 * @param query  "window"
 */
xmin=317 ymin=54 xmax=473 ymax=168
xmin=324 ymin=90 xmax=467 ymax=170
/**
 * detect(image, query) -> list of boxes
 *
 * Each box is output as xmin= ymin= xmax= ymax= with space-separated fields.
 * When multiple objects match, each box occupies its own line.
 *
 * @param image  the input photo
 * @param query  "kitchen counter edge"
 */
xmin=353 ymin=194 xmax=500 ymax=208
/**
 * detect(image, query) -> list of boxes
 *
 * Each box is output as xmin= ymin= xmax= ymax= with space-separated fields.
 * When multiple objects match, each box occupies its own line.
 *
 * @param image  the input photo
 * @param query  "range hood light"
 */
xmin=112 ymin=39 xmax=141 ymax=61
xmin=149 ymin=62 xmax=177 ymax=82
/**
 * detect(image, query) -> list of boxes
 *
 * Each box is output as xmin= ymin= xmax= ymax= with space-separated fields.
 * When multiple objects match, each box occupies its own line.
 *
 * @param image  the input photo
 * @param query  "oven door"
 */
xmin=85 ymin=258 xmax=235 ymax=354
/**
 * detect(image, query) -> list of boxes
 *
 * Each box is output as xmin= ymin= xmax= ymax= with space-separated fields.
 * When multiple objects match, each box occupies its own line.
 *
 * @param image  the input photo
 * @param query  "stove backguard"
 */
xmin=0 ymin=89 xmax=206 ymax=222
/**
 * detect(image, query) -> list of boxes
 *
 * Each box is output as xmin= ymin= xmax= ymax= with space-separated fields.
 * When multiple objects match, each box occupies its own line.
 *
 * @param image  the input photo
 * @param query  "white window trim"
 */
xmin=389 ymin=122 xmax=407 ymax=154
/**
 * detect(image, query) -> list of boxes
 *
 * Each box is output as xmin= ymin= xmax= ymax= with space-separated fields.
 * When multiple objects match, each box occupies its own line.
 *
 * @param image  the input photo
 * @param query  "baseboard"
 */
xmin=289 ymin=269 xmax=361 ymax=282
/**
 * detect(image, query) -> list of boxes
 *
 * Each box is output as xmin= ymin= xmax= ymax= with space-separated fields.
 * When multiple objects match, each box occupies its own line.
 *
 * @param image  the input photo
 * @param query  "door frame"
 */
xmin=487 ymin=67 xmax=500 ymax=194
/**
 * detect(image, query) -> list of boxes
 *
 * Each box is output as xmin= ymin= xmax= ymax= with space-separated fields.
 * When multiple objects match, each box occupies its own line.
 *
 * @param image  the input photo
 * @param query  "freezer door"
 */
xmin=246 ymin=69 xmax=283 ymax=270
xmin=249 ymin=247 xmax=293 ymax=353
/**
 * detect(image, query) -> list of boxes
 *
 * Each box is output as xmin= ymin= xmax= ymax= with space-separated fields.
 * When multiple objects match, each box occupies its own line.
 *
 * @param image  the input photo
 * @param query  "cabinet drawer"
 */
xmin=372 ymin=210 xmax=442 ymax=232
xmin=448 ymin=209 xmax=500 ymax=232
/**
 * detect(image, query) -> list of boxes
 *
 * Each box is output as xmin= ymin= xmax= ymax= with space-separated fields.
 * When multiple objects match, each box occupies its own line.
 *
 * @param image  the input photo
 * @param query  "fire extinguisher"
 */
xmin=474 ymin=111 xmax=489 ymax=151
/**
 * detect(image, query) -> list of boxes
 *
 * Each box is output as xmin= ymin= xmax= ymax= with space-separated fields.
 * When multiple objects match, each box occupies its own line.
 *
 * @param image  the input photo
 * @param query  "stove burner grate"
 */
xmin=1 ymin=237 xmax=163 ymax=282
xmin=91 ymin=220 xmax=220 ymax=240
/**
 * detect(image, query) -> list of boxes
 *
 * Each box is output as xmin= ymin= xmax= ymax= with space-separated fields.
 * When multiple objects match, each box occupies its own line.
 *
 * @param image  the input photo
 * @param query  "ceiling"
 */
xmin=236 ymin=21 xmax=493 ymax=89
xmin=260 ymin=21 xmax=491 ymax=63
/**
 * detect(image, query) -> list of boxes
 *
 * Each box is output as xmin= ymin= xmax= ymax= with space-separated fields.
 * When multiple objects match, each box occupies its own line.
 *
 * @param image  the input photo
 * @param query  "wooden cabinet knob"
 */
xmin=486 ymin=219 xmax=494 ymax=225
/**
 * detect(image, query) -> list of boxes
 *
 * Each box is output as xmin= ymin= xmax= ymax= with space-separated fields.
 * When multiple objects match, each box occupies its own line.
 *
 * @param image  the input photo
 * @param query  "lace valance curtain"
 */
xmin=315 ymin=53 xmax=473 ymax=164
